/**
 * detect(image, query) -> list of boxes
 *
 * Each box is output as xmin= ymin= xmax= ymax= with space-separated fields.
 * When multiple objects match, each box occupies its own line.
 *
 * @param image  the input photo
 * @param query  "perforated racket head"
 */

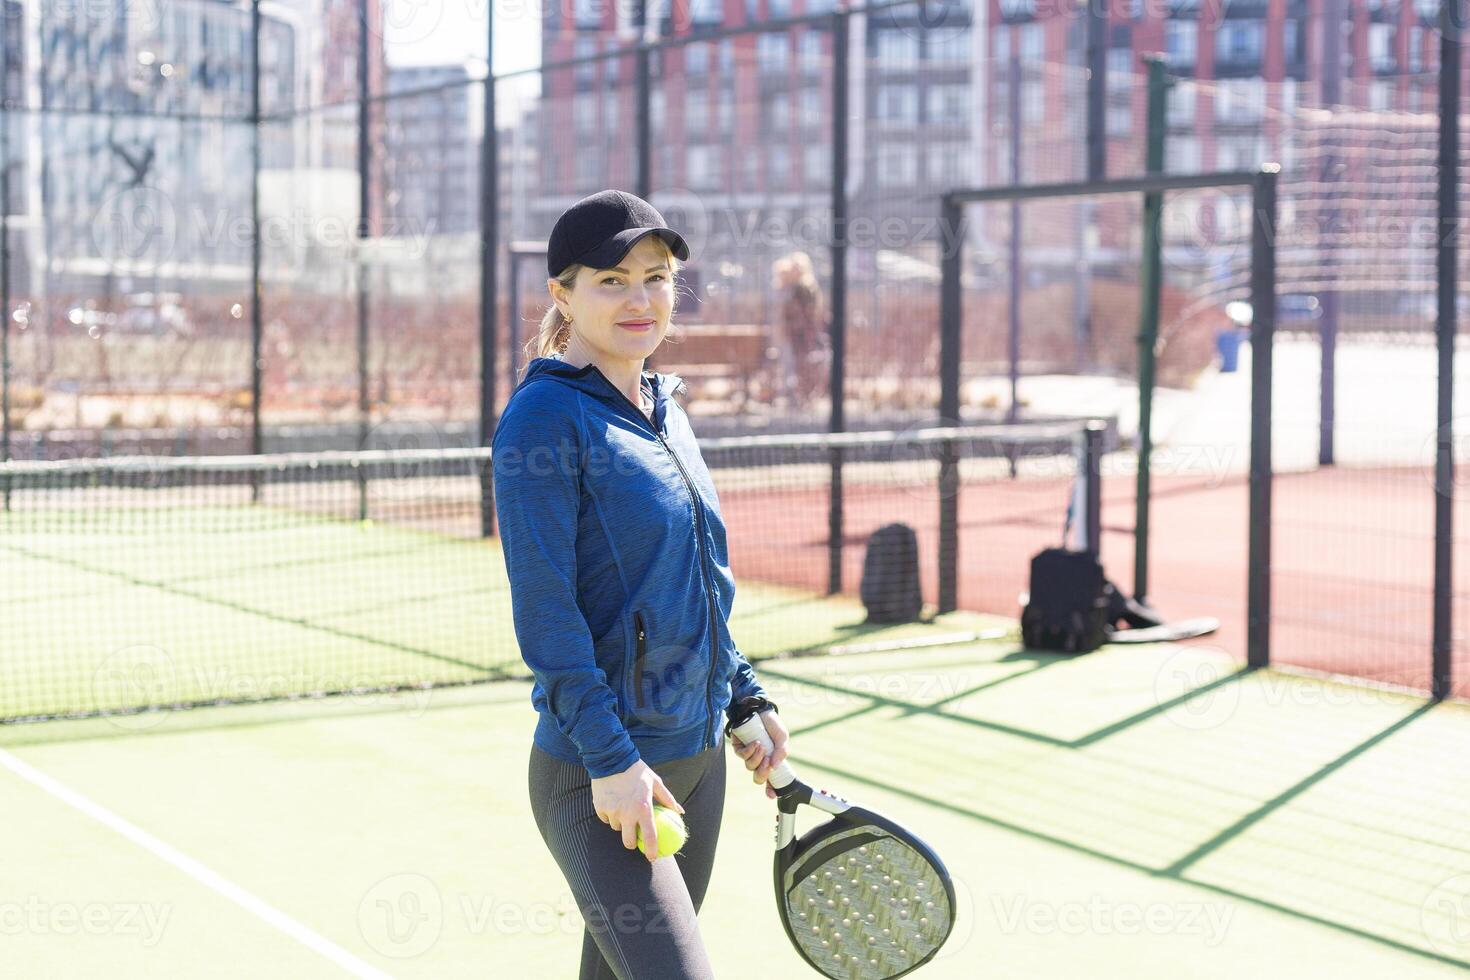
xmin=775 ymin=805 xmax=956 ymax=980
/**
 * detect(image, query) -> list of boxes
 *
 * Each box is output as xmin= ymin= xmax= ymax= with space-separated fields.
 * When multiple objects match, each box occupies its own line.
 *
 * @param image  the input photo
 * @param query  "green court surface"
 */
xmin=4 ymin=636 xmax=1469 ymax=978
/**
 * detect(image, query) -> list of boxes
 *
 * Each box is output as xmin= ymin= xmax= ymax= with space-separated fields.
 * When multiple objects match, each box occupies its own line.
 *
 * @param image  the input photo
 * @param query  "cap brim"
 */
xmin=577 ymin=227 xmax=690 ymax=271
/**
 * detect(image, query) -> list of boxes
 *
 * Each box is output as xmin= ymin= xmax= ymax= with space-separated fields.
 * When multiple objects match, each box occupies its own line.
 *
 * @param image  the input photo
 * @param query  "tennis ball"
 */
xmin=636 ymin=804 xmax=689 ymax=860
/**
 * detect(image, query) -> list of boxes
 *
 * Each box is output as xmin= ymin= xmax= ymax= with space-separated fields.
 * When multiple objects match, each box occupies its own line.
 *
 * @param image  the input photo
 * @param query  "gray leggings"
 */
xmin=528 ymin=743 xmax=727 ymax=980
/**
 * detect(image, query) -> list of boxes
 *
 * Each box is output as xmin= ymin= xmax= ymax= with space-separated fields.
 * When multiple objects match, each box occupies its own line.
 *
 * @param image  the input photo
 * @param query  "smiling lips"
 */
xmin=618 ymin=319 xmax=654 ymax=331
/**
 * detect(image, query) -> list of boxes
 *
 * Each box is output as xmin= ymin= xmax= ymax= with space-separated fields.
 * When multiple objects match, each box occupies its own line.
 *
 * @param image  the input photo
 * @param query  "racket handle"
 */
xmin=728 ymin=714 xmax=796 ymax=790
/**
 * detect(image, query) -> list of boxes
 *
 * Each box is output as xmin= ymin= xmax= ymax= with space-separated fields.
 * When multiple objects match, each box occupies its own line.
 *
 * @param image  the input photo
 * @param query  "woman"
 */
xmin=771 ymin=250 xmax=828 ymax=410
xmin=492 ymin=189 xmax=792 ymax=980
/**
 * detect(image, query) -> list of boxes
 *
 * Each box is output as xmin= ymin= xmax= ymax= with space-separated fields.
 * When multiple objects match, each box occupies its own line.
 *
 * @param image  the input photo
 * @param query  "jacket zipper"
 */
xmin=633 ymin=611 xmax=648 ymax=708
xmin=597 ymin=369 xmax=722 ymax=750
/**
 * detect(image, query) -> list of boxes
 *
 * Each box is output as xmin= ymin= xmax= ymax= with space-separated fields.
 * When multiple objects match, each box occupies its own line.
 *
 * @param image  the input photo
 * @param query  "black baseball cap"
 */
xmin=547 ymin=189 xmax=691 ymax=278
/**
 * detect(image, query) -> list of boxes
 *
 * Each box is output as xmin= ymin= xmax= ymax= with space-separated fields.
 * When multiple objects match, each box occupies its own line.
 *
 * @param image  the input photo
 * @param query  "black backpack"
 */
xmin=1020 ymin=548 xmax=1114 ymax=654
xmin=860 ymin=522 xmax=923 ymax=624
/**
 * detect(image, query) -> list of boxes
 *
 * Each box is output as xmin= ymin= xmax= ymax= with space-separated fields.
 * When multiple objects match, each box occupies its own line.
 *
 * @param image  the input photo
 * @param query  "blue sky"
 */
xmin=382 ymin=0 xmax=543 ymax=74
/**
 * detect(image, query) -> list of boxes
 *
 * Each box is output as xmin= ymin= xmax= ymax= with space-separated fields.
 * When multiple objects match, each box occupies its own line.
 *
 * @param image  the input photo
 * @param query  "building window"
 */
xmin=1369 ymin=23 xmax=1395 ymax=72
xmin=799 ymin=31 xmax=824 ymax=71
xmin=720 ymin=39 xmax=734 ymax=73
xmin=602 ymin=39 xmax=624 ymax=81
xmin=574 ymin=91 xmax=598 ymax=134
xmin=1217 ymin=136 xmax=1266 ymax=171
xmin=926 ymin=31 xmax=970 ymax=64
xmin=577 ymin=153 xmax=600 ymax=185
xmin=1280 ymin=77 xmax=1298 ymax=117
xmin=799 ymin=87 xmax=823 ymax=126
xmin=876 ymin=29 xmax=920 ymax=65
xmin=926 ymin=144 xmax=969 ymax=185
xmin=1369 ymin=78 xmax=1392 ymax=109
xmin=804 ymin=143 xmax=828 ymax=184
xmin=574 ymin=0 xmax=602 ymax=30
xmin=1106 ymin=101 xmax=1131 ymax=136
xmin=687 ymin=88 xmax=707 ymax=134
xmin=1017 ymin=24 xmax=1043 ymax=60
xmin=1215 ymin=78 xmax=1265 ymax=123
xmin=769 ymin=144 xmax=790 ymax=184
xmin=878 ymin=144 xmax=918 ymax=186
xmin=691 ymin=0 xmax=722 ymax=25
xmin=1216 ymin=22 xmax=1263 ymax=69
xmin=651 ymin=89 xmax=665 ymax=130
xmin=1164 ymin=21 xmax=1196 ymax=68
xmin=877 ymin=83 xmax=918 ymax=123
xmin=769 ymin=91 xmax=790 ymax=128
xmin=1168 ymin=79 xmax=1196 ymax=126
xmin=1022 ymin=80 xmax=1043 ymax=124
xmin=926 ymin=83 xmax=968 ymax=122
xmin=574 ymin=37 xmax=596 ymax=83
xmin=757 ymin=34 xmax=788 ymax=72
xmin=1408 ymin=26 xmax=1424 ymax=72
xmin=717 ymin=93 xmax=733 ymax=131
xmin=740 ymin=151 xmax=759 ymax=189
xmin=686 ymin=44 xmax=710 ymax=76
xmin=1283 ymin=19 xmax=1303 ymax=64
xmin=1166 ymin=135 xmax=1201 ymax=172
xmin=1108 ymin=46 xmax=1134 ymax=77
xmin=688 ymin=145 xmax=715 ymax=187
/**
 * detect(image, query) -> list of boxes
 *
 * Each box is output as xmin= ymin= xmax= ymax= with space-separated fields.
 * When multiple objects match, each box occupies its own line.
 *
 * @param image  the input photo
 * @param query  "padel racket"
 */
xmin=727 ymin=704 xmax=957 ymax=979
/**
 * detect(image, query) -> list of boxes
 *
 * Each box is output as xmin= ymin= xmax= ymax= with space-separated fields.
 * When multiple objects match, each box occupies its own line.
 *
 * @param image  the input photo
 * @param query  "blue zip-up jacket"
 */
xmin=491 ymin=355 xmax=769 ymax=777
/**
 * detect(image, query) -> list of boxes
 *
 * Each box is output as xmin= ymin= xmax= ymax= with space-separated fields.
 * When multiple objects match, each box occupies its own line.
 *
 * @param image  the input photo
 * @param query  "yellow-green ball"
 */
xmin=637 ymin=805 xmax=689 ymax=859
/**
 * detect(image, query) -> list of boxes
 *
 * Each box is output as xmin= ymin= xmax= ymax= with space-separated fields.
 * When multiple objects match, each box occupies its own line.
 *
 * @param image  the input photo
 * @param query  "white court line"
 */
xmin=0 ymin=747 xmax=393 ymax=980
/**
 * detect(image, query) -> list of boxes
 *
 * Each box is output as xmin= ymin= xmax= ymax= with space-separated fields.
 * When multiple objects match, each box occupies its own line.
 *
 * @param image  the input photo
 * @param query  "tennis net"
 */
xmin=0 ymin=420 xmax=1106 ymax=723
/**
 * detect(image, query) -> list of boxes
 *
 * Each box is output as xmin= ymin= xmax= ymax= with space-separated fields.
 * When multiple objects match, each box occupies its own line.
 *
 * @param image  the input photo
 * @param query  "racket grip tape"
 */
xmin=728 ymin=714 xmax=796 ymax=790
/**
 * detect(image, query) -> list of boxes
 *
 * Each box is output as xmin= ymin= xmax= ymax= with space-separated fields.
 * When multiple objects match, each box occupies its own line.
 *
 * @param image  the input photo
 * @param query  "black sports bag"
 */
xmin=860 ymin=522 xmax=924 ymax=624
xmin=1020 ymin=547 xmax=1114 ymax=654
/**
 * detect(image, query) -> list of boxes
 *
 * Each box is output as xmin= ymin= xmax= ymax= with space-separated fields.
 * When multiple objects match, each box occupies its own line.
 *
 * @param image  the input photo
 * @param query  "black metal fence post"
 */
xmin=1083 ymin=420 xmax=1104 ymax=560
xmin=635 ymin=0 xmax=651 ymax=199
xmin=1317 ymin=0 xmax=1344 ymax=467
xmin=1 ymin=36 xmax=10 ymax=503
xmin=1007 ymin=57 xmax=1021 ymax=428
xmin=480 ymin=19 xmax=499 ymax=539
xmin=1247 ymin=165 xmax=1279 ymax=670
xmin=249 ymin=0 xmax=262 ymax=500
xmin=1134 ymin=56 xmax=1169 ymax=606
xmin=938 ymin=192 xmax=963 ymax=614
xmin=1432 ymin=0 xmax=1461 ymax=700
xmin=355 ymin=0 xmax=372 ymax=521
xmin=827 ymin=7 xmax=849 ymax=597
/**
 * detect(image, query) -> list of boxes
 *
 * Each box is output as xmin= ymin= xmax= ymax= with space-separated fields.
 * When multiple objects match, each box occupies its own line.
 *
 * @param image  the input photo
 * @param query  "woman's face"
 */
xmin=552 ymin=235 xmax=675 ymax=365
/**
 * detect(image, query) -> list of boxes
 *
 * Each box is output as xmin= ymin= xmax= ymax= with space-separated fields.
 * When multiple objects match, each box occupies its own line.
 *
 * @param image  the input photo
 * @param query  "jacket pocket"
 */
xmin=623 ymin=609 xmax=705 ymax=733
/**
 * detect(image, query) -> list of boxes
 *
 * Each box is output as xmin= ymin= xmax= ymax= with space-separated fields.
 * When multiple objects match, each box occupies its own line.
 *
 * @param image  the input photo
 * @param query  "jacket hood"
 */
xmin=516 ymin=355 xmax=685 ymax=413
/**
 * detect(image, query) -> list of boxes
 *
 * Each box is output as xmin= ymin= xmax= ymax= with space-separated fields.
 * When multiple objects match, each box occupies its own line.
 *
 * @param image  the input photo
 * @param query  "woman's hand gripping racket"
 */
xmin=727 ymin=703 xmax=957 ymax=980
